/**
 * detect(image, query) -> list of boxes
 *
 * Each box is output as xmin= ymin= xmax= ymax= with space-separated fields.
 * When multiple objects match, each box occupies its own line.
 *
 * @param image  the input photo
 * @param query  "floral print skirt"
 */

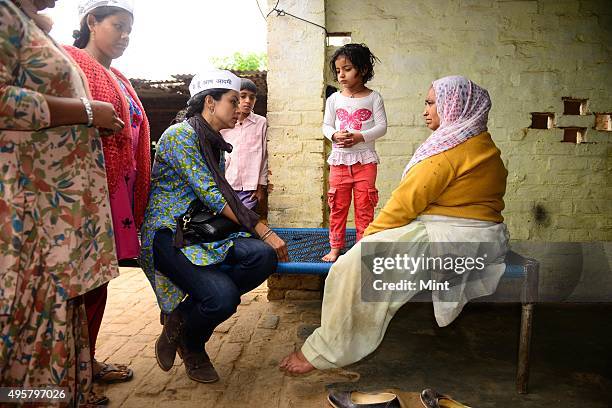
xmin=0 ymin=130 xmax=118 ymax=405
xmin=0 ymin=287 xmax=92 ymax=407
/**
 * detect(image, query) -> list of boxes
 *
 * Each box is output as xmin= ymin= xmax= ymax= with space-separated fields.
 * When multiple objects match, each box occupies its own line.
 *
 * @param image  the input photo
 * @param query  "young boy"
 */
xmin=221 ymin=79 xmax=268 ymax=214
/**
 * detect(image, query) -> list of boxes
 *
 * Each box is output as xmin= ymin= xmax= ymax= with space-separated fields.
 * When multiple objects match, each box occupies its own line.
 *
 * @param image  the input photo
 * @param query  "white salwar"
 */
xmin=301 ymin=215 xmax=509 ymax=370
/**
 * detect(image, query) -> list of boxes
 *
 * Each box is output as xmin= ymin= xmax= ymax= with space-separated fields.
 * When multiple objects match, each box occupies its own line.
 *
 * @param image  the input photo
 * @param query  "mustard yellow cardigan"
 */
xmin=365 ymin=132 xmax=507 ymax=236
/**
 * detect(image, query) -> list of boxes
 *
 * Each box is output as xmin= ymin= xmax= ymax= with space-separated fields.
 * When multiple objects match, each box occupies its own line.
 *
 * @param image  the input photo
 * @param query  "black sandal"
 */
xmin=420 ymin=389 xmax=471 ymax=408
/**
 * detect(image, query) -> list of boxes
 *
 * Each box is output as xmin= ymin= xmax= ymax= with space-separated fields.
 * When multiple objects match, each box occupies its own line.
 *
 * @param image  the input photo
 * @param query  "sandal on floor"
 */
xmin=327 ymin=390 xmax=401 ymax=408
xmin=420 ymin=389 xmax=471 ymax=408
xmin=85 ymin=390 xmax=109 ymax=406
xmin=93 ymin=362 xmax=134 ymax=384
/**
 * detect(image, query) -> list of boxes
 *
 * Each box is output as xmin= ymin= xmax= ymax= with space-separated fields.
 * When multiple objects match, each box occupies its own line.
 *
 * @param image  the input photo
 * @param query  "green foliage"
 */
xmin=210 ymin=52 xmax=267 ymax=71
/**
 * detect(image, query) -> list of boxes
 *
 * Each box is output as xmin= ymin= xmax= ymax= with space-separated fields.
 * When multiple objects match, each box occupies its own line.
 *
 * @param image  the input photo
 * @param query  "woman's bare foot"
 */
xmin=322 ymin=248 xmax=341 ymax=262
xmin=279 ymin=350 xmax=315 ymax=374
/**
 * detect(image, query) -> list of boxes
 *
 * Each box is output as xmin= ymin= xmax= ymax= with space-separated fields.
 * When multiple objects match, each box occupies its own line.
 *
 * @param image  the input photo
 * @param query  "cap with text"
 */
xmin=189 ymin=70 xmax=241 ymax=97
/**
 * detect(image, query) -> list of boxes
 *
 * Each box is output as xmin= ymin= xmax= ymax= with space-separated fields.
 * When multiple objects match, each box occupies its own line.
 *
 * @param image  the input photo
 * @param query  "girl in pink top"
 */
xmin=322 ymin=43 xmax=387 ymax=262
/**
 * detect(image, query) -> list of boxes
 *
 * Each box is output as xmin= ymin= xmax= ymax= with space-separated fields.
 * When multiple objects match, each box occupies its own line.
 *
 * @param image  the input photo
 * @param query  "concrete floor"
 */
xmin=99 ymin=269 xmax=611 ymax=407
xmin=331 ymin=302 xmax=612 ymax=407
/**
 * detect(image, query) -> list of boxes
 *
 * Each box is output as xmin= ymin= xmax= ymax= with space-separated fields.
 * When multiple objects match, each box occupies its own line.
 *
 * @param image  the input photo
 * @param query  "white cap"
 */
xmin=189 ymin=70 xmax=241 ymax=97
xmin=78 ymin=0 xmax=134 ymax=20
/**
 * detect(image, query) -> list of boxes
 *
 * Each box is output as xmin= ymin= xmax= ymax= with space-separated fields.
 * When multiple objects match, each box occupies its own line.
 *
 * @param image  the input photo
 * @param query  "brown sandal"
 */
xmin=85 ymin=390 xmax=109 ymax=406
xmin=93 ymin=361 xmax=134 ymax=384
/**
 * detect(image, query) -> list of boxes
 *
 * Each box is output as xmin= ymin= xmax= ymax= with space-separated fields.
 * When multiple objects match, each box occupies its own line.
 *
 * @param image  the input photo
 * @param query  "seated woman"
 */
xmin=280 ymin=75 xmax=509 ymax=374
xmin=140 ymin=70 xmax=288 ymax=383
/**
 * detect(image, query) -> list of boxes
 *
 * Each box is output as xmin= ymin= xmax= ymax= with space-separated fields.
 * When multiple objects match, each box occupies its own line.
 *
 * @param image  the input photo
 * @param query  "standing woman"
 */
xmin=0 ymin=0 xmax=122 ymax=404
xmin=64 ymin=0 xmax=151 ymax=384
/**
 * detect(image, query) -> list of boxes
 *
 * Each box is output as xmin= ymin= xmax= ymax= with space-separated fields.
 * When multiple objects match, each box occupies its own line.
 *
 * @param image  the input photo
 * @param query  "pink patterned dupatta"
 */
xmin=402 ymin=76 xmax=491 ymax=177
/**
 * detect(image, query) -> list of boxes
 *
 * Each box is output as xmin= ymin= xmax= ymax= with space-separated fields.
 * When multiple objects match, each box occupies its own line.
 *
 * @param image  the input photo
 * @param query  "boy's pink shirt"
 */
xmin=221 ymin=112 xmax=268 ymax=191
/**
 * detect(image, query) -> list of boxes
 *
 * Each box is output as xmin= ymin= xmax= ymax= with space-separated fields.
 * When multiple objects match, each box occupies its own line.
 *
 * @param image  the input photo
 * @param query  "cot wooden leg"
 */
xmin=517 ymin=303 xmax=534 ymax=394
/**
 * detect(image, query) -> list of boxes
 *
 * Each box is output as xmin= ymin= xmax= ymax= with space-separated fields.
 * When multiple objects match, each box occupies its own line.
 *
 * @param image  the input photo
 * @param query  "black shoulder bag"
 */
xmin=173 ymin=199 xmax=245 ymax=248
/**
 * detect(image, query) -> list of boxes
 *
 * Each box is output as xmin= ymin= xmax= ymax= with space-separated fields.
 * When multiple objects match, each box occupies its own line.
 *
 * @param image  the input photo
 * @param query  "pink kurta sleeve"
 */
xmin=258 ymin=119 xmax=268 ymax=185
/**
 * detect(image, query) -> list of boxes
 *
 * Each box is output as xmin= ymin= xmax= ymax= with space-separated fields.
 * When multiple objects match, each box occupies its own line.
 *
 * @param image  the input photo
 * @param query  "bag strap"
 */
xmin=173 ymin=199 xmax=203 ymax=248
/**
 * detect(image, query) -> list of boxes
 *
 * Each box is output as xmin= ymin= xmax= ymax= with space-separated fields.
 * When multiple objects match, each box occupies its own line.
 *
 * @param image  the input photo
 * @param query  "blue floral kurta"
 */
xmin=140 ymin=121 xmax=249 ymax=313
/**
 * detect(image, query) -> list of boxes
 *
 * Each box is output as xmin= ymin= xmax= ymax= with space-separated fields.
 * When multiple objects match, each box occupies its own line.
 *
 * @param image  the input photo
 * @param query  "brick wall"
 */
xmin=267 ymin=0 xmax=611 ymax=241
xmin=266 ymin=0 xmax=327 ymax=227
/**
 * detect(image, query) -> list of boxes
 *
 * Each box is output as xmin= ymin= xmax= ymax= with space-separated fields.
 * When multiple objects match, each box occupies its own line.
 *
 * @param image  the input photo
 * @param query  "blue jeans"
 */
xmin=153 ymin=229 xmax=277 ymax=352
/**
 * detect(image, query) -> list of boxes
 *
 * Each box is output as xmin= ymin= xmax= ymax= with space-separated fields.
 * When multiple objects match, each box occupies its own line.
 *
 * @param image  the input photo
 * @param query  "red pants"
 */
xmin=84 ymin=283 xmax=108 ymax=360
xmin=328 ymin=163 xmax=379 ymax=248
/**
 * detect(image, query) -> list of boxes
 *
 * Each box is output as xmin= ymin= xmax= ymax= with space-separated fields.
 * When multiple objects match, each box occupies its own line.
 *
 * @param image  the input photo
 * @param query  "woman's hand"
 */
xmin=263 ymin=231 xmax=289 ymax=262
xmin=44 ymin=95 xmax=124 ymax=130
xmin=255 ymin=222 xmax=288 ymax=262
xmin=91 ymin=101 xmax=124 ymax=133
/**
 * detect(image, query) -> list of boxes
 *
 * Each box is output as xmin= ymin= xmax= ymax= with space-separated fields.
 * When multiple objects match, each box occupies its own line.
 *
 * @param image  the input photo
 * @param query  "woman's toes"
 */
xmin=279 ymin=356 xmax=289 ymax=370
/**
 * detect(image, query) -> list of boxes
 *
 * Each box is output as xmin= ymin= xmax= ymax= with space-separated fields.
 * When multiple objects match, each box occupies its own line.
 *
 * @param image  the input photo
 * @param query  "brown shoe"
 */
xmin=182 ymin=348 xmax=219 ymax=383
xmin=155 ymin=308 xmax=183 ymax=371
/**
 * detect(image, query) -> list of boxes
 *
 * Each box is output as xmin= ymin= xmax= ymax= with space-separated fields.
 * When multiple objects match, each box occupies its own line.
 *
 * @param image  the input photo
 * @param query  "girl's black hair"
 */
xmin=73 ymin=6 xmax=130 ymax=49
xmin=185 ymin=88 xmax=230 ymax=119
xmin=329 ymin=43 xmax=381 ymax=84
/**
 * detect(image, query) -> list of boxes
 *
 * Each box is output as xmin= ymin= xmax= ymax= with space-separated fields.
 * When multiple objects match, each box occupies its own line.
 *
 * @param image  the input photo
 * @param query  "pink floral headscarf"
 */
xmin=402 ymin=76 xmax=491 ymax=178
